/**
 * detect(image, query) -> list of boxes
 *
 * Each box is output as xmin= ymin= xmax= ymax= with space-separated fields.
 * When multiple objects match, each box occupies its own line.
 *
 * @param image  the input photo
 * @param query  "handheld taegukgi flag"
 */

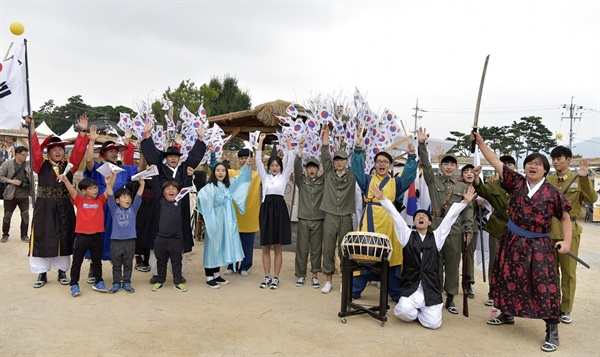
xmin=249 ymin=131 xmax=260 ymax=149
xmin=286 ymin=102 xmax=299 ymax=118
xmin=117 ymin=112 xmax=131 ymax=132
xmin=175 ymin=185 xmax=197 ymax=203
xmin=0 ymin=42 xmax=28 ymax=129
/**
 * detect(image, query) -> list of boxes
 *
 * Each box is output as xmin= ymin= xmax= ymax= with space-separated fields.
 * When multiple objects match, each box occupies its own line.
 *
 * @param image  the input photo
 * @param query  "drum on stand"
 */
xmin=339 ymin=231 xmax=393 ymax=326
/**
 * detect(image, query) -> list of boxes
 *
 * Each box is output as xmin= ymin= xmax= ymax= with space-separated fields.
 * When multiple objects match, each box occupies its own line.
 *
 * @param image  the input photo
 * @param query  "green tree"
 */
xmin=518 ymin=116 xmax=557 ymax=156
xmin=445 ymin=131 xmax=470 ymax=156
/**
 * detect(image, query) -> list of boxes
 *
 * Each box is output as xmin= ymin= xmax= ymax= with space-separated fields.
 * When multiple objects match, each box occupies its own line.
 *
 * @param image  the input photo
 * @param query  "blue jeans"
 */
xmin=227 ymin=232 xmax=255 ymax=272
xmin=352 ymin=265 xmax=401 ymax=302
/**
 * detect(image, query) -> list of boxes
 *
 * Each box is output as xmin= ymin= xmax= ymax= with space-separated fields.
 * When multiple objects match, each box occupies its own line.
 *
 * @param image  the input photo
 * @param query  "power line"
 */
xmin=561 ymin=96 xmax=587 ymax=150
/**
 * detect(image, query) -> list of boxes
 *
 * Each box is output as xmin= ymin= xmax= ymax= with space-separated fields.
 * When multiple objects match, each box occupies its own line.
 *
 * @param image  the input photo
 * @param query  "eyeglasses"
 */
xmin=375 ymin=160 xmax=390 ymax=165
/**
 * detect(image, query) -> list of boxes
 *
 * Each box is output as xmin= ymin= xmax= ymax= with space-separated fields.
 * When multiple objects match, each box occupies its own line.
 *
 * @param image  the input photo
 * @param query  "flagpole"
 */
xmin=3 ymin=42 xmax=14 ymax=61
xmin=24 ymin=39 xmax=35 ymax=203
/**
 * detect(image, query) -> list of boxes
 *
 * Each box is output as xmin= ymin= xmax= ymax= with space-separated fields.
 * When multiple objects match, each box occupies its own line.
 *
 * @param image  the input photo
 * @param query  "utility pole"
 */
xmin=412 ymin=99 xmax=427 ymax=135
xmin=561 ymin=96 xmax=584 ymax=150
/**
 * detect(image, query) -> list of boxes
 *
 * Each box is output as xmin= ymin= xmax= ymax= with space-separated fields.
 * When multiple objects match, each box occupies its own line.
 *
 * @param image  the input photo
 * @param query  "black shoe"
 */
xmin=445 ymin=294 xmax=459 ymax=314
xmin=487 ymin=313 xmax=515 ymax=325
xmin=1 ymin=235 xmax=8 ymax=243
xmin=467 ymin=283 xmax=475 ymax=299
xmin=149 ymin=275 xmax=159 ymax=284
xmin=541 ymin=323 xmax=559 ymax=352
xmin=21 ymin=236 xmax=30 ymax=243
xmin=213 ymin=276 xmax=229 ymax=285
xmin=206 ymin=279 xmax=220 ymax=289
xmin=33 ymin=272 xmax=47 ymax=288
xmin=58 ymin=270 xmax=70 ymax=285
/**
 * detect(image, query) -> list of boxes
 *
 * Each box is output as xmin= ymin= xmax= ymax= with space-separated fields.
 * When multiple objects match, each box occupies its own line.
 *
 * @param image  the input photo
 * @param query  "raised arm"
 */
xmin=86 ymin=124 xmax=99 ymax=172
xmin=394 ymin=143 xmax=418 ymax=197
xmin=417 ymin=128 xmax=435 ymax=186
xmin=294 ymin=138 xmax=305 ymax=187
xmin=140 ymin=119 xmax=162 ymax=166
xmin=136 ymin=178 xmax=146 ymax=196
xmin=281 ymin=136 xmax=294 ymax=180
xmin=25 ymin=117 xmax=43 ymax=173
xmin=471 ymin=131 xmax=503 ymax=178
xmin=577 ymin=160 xmax=598 ymax=204
xmin=320 ymin=126 xmax=332 ymax=173
xmin=58 ymin=174 xmax=78 ymax=199
xmin=255 ymin=133 xmax=267 ymax=181
xmin=371 ymin=185 xmax=412 ymax=246
xmin=434 ymin=186 xmax=476 ymax=250
xmin=70 ymin=115 xmax=90 ymax=174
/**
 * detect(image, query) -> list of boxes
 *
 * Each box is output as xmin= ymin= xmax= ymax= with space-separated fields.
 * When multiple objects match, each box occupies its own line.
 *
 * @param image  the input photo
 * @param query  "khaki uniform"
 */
xmin=547 ymin=171 xmax=598 ymax=313
xmin=474 ymin=178 xmax=510 ymax=287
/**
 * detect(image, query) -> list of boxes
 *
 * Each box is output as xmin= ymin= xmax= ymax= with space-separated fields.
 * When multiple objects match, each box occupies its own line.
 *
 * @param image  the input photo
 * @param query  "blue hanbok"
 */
xmin=197 ymin=164 xmax=251 ymax=269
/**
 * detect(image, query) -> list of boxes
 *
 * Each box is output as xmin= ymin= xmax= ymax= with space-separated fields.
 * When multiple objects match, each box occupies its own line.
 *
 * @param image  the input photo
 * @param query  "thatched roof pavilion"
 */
xmin=207 ymin=100 xmax=307 ymax=143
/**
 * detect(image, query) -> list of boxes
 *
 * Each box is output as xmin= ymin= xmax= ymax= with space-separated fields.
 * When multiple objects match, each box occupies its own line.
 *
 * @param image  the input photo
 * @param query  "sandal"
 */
xmin=541 ymin=342 xmax=558 ymax=352
xmin=58 ymin=270 xmax=70 ymax=285
xmin=33 ymin=273 xmax=47 ymax=288
xmin=487 ymin=313 xmax=515 ymax=325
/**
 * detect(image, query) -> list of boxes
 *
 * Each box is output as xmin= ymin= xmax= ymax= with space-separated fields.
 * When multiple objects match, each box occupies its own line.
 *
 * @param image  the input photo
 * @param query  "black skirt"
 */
xmin=259 ymin=195 xmax=291 ymax=246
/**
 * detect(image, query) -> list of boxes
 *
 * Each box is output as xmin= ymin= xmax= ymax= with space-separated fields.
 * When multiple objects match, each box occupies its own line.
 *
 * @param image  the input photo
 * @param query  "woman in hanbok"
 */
xmin=472 ymin=131 xmax=572 ymax=353
xmin=197 ymin=159 xmax=252 ymax=288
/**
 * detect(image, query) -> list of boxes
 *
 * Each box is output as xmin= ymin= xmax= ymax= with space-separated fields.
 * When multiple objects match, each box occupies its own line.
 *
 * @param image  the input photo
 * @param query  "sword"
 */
xmin=470 ymin=55 xmax=490 ymax=153
xmin=556 ymin=244 xmax=591 ymax=269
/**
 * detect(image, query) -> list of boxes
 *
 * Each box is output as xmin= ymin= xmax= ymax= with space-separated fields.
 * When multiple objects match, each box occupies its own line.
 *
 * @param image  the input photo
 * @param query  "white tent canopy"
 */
xmin=35 ymin=121 xmax=56 ymax=136
xmin=59 ymin=125 xmax=78 ymax=141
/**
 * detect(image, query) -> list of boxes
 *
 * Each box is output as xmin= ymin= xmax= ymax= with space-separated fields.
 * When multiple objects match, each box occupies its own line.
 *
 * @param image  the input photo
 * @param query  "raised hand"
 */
xmin=417 ymin=127 xmax=428 ymax=143
xmin=370 ymin=184 xmax=384 ymax=201
xmin=207 ymin=142 xmax=214 ymax=152
xmin=408 ymin=143 xmax=416 ymax=155
xmin=124 ymin=127 xmax=133 ymax=141
xmin=473 ymin=165 xmax=482 ymax=177
xmin=77 ymin=114 xmax=88 ymax=131
xmin=577 ymin=160 xmax=590 ymax=177
xmin=89 ymin=124 xmax=99 ymax=142
xmin=174 ymin=133 xmax=183 ymax=146
xmin=463 ymin=185 xmax=477 ymax=203
xmin=196 ymin=125 xmax=205 ymax=140
xmin=143 ymin=118 xmax=153 ymax=135
xmin=434 ymin=145 xmax=444 ymax=159
xmin=246 ymin=156 xmax=254 ymax=165
xmin=186 ymin=166 xmax=195 ymax=176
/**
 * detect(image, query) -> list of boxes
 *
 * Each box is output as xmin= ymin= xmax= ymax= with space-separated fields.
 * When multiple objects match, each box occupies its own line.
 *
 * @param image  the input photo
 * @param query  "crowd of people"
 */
xmin=0 ymin=116 xmax=596 ymax=353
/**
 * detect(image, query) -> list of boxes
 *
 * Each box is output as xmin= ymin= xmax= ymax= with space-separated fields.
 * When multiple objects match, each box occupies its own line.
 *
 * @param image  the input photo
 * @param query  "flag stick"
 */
xmin=24 ymin=39 xmax=35 ymax=203
xmin=3 ymin=42 xmax=14 ymax=61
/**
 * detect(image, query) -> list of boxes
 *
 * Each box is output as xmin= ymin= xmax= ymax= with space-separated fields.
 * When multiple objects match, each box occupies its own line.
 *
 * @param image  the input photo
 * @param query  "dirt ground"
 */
xmin=0 ymin=204 xmax=598 ymax=356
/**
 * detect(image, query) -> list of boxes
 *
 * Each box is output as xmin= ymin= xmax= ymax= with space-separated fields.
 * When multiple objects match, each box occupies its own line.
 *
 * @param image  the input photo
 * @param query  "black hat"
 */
xmin=413 ymin=209 xmax=432 ymax=222
xmin=237 ymin=148 xmax=253 ymax=158
xmin=162 ymin=146 xmax=183 ymax=157
xmin=499 ymin=155 xmax=516 ymax=166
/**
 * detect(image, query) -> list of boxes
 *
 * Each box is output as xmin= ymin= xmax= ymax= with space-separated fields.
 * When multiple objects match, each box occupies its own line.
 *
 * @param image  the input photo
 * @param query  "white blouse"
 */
xmin=255 ymin=150 xmax=294 ymax=202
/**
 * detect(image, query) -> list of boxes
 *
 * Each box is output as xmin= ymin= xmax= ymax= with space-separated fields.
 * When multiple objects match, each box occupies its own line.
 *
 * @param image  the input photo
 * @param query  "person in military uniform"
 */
xmin=547 ymin=146 xmax=597 ymax=324
xmin=473 ymin=155 xmax=516 ymax=306
xmin=417 ymin=128 xmax=473 ymax=314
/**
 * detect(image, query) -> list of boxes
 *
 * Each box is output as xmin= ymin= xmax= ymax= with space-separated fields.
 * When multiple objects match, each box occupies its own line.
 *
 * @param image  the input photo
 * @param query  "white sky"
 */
xmin=1 ymin=0 xmax=599 ymax=155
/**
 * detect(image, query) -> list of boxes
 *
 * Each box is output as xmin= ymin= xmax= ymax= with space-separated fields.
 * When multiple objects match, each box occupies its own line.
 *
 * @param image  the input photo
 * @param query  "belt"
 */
xmin=507 ymin=219 xmax=549 ymax=239
xmin=431 ymin=210 xmax=445 ymax=218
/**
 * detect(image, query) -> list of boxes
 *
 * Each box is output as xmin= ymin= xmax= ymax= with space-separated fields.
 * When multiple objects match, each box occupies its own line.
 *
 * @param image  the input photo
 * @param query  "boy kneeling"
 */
xmin=371 ymin=185 xmax=476 ymax=329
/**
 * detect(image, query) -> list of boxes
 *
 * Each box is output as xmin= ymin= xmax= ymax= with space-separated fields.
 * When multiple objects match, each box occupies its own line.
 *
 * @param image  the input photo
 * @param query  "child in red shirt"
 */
xmin=60 ymin=174 xmax=115 ymax=296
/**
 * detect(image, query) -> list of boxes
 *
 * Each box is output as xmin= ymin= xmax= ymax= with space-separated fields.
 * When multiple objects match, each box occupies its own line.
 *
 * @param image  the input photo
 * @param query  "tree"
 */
xmin=445 ymin=131 xmax=471 ymax=156
xmin=517 ymin=116 xmax=557 ymax=156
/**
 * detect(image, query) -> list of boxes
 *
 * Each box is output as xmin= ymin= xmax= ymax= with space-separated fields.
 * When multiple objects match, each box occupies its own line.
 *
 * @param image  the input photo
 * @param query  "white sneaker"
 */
xmin=296 ymin=277 xmax=306 ymax=287
xmin=224 ymin=269 xmax=234 ymax=276
xmin=321 ymin=281 xmax=333 ymax=294
xmin=240 ymin=270 xmax=249 ymax=277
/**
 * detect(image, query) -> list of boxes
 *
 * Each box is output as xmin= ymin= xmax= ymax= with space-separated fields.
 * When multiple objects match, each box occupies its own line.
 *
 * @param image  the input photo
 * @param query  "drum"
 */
xmin=340 ymin=231 xmax=393 ymax=263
